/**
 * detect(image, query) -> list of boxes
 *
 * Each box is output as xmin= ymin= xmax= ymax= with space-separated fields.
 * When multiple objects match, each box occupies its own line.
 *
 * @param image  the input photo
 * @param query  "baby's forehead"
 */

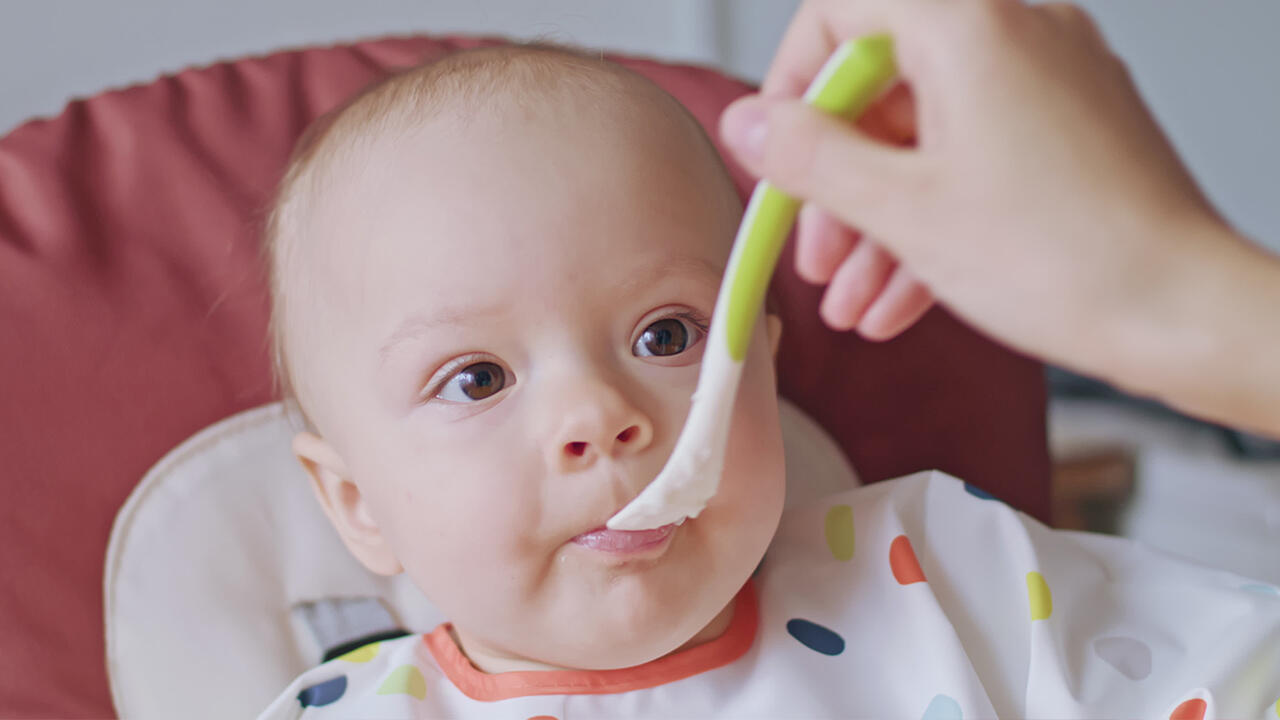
xmin=299 ymin=63 xmax=732 ymax=264
xmin=311 ymin=110 xmax=732 ymax=289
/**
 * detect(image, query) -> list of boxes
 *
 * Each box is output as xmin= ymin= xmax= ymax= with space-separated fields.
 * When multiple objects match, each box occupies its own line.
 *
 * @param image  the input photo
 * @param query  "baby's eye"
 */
xmin=633 ymin=316 xmax=704 ymax=358
xmin=435 ymin=361 xmax=507 ymax=402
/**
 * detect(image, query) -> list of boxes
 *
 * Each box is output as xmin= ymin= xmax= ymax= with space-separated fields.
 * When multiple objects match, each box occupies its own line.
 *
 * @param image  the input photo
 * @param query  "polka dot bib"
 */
xmin=259 ymin=471 xmax=1280 ymax=719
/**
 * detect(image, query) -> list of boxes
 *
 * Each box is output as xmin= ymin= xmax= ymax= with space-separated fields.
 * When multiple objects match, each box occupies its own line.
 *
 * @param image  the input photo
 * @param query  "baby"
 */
xmin=260 ymin=44 xmax=1279 ymax=719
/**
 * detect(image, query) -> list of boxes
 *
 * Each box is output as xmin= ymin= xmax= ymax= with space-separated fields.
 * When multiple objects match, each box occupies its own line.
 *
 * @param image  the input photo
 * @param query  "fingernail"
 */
xmin=721 ymin=97 xmax=768 ymax=167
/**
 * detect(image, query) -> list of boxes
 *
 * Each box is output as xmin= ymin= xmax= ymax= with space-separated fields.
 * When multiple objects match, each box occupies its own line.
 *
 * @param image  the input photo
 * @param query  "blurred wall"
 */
xmin=0 ymin=0 xmax=1275 ymax=250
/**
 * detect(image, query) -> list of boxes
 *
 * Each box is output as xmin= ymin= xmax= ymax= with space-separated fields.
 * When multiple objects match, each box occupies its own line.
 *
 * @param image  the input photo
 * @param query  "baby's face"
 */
xmin=293 ymin=91 xmax=785 ymax=670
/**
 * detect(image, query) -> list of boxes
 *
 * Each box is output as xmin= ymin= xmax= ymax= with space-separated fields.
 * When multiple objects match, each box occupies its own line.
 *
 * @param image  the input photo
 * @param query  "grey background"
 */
xmin=1 ymin=0 xmax=1276 ymax=251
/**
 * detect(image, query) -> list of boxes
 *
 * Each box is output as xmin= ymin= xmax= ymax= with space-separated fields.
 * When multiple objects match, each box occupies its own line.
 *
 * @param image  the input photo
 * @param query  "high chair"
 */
xmin=0 ymin=35 xmax=1050 ymax=718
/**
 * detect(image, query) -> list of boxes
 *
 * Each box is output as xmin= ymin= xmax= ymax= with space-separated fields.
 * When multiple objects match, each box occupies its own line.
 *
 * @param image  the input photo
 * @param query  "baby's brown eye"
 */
xmin=436 ymin=362 xmax=506 ymax=402
xmin=634 ymin=318 xmax=692 ymax=357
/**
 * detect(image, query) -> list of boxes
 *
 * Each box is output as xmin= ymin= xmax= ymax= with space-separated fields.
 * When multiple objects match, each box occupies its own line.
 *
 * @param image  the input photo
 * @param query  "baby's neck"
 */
xmin=451 ymin=597 xmax=738 ymax=674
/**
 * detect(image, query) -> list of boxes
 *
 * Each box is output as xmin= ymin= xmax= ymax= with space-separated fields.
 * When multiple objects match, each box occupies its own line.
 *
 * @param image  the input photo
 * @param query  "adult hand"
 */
xmin=721 ymin=0 xmax=1280 ymax=435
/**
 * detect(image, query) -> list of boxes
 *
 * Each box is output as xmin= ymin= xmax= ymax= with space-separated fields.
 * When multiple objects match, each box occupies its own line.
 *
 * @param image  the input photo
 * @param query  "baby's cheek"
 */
xmin=398 ymin=473 xmax=546 ymax=580
xmin=735 ymin=348 xmax=785 ymax=467
xmin=724 ymin=348 xmax=786 ymax=528
xmin=388 ymin=494 xmax=514 ymax=613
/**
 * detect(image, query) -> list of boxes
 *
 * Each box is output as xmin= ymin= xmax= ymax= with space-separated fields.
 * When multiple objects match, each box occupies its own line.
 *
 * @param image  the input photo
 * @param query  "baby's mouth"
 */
xmin=570 ymin=523 xmax=679 ymax=555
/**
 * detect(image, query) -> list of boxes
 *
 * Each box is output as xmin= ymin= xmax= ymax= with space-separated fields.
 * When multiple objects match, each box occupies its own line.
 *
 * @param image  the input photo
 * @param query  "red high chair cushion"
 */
xmin=0 ymin=35 xmax=1049 ymax=717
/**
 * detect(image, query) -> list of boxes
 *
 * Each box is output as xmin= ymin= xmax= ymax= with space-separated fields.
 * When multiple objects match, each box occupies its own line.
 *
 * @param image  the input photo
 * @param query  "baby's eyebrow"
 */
xmin=378 ymin=302 xmax=508 ymax=364
xmin=617 ymin=255 xmax=723 ymax=297
xmin=377 ymin=255 xmax=722 ymax=365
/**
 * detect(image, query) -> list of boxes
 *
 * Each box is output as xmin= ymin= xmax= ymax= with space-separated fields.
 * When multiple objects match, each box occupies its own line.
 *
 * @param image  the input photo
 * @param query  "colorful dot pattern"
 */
xmin=890 ymin=534 xmax=926 ymax=585
xmin=921 ymin=693 xmax=963 ymax=720
xmin=825 ymin=505 xmax=855 ymax=561
xmin=337 ymin=642 xmax=381 ymax=663
xmin=791 ymin=483 xmax=1214 ymax=713
xmin=297 ymin=675 xmax=347 ymax=708
xmin=298 ymin=660 xmax=435 ymax=709
xmin=377 ymin=664 xmax=427 ymax=700
xmin=963 ymin=482 xmax=998 ymax=502
xmin=1026 ymin=572 xmax=1052 ymax=621
xmin=786 ymin=618 xmax=845 ymax=656
xmin=1169 ymin=698 xmax=1206 ymax=720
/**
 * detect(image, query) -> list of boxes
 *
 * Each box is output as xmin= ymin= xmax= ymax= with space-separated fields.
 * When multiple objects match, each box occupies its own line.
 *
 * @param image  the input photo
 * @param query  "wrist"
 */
xmin=1105 ymin=218 xmax=1280 ymax=436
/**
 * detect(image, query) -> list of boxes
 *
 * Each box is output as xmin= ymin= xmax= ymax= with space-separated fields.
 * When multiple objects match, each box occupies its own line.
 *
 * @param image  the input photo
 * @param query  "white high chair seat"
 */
xmin=104 ymin=399 xmax=858 ymax=719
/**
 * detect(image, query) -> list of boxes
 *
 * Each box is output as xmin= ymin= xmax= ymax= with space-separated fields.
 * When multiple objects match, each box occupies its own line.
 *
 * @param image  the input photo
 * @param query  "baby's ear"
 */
xmin=766 ymin=313 xmax=783 ymax=360
xmin=292 ymin=432 xmax=403 ymax=576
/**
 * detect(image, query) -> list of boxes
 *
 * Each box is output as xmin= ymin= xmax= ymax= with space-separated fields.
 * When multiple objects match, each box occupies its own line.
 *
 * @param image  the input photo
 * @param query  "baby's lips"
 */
xmin=570 ymin=523 xmax=678 ymax=554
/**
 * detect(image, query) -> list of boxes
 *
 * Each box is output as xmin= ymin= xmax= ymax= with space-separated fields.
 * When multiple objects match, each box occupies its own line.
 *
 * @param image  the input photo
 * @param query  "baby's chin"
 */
xmin=447 ymin=536 xmax=756 ymax=673
xmin=532 ymin=492 xmax=778 ymax=669
xmin=533 ymin=569 xmax=746 ymax=671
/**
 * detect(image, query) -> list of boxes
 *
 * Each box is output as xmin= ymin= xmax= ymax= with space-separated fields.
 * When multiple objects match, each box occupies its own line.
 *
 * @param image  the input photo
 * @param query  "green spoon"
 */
xmin=608 ymin=35 xmax=897 ymax=531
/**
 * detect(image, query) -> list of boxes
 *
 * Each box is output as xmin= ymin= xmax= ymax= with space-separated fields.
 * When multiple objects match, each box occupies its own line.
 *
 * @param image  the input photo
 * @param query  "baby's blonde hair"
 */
xmin=263 ymin=43 xmax=739 ymax=431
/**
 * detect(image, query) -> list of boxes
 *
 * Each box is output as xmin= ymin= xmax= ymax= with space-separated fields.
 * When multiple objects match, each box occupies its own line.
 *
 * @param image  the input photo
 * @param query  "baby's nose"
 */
xmin=564 ymin=424 xmax=646 ymax=459
xmin=552 ymin=396 xmax=654 ymax=473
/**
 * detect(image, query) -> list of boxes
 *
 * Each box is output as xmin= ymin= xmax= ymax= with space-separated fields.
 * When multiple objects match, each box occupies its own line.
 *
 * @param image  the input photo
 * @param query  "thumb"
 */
xmin=720 ymin=95 xmax=921 ymax=243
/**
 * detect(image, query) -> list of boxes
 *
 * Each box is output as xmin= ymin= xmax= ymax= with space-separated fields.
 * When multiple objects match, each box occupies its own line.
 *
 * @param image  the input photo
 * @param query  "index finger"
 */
xmin=761 ymin=0 xmax=944 ymax=98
